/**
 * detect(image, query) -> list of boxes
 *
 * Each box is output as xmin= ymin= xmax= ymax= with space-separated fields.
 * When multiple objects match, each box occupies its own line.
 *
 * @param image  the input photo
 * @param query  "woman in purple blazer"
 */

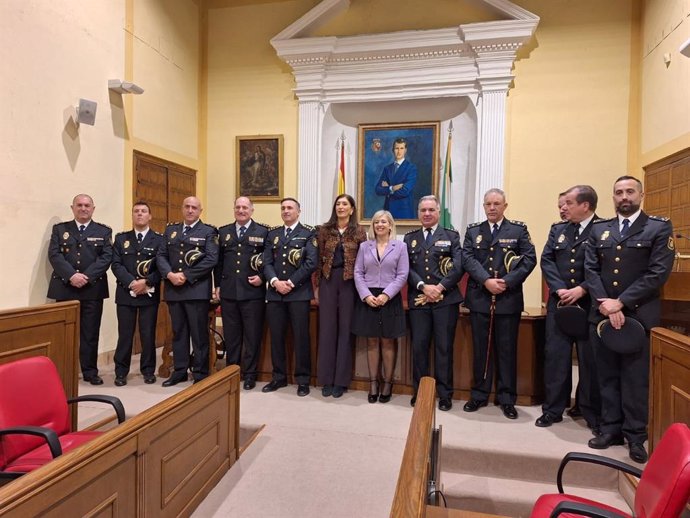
xmin=353 ymin=210 xmax=409 ymax=403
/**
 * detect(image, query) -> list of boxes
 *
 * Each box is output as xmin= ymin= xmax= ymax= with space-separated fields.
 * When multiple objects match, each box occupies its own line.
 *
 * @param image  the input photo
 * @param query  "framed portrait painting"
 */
xmin=236 ymin=135 xmax=284 ymax=201
xmin=358 ymin=122 xmax=439 ymax=223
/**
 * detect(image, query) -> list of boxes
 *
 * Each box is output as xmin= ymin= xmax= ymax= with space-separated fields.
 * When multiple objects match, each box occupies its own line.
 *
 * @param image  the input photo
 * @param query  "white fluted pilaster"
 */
xmin=297 ymin=101 xmax=325 ymax=225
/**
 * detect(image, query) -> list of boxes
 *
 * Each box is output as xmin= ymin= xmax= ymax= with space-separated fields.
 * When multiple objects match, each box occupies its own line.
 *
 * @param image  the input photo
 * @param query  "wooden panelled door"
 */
xmin=133 ymin=151 xmax=196 ymax=367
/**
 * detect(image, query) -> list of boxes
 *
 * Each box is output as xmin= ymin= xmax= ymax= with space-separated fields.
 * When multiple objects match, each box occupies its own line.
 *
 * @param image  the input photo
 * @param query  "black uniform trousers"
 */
xmin=168 ymin=300 xmax=210 ymax=381
xmin=267 ymin=300 xmax=311 ymax=385
xmin=59 ymin=299 xmax=103 ymax=378
xmin=316 ymin=269 xmax=356 ymax=388
xmin=543 ymin=310 xmax=600 ymax=425
xmin=591 ymin=326 xmax=649 ymax=443
xmin=114 ymin=304 xmax=158 ymax=378
xmin=409 ymin=303 xmax=458 ymax=400
xmin=469 ymin=311 xmax=520 ymax=405
xmin=220 ymin=298 xmax=265 ymax=381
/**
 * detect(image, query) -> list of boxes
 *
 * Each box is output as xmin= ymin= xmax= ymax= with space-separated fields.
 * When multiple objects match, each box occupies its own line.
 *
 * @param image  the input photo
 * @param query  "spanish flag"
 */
xmin=338 ymin=138 xmax=345 ymax=195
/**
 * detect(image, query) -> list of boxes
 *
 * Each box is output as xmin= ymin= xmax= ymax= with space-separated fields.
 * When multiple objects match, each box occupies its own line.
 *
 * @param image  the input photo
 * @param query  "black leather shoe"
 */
xmin=378 ymin=381 xmax=393 ymax=403
xmin=566 ymin=405 xmax=582 ymax=418
xmin=331 ymin=385 xmax=346 ymax=398
xmin=322 ymin=384 xmax=333 ymax=397
xmin=535 ymin=413 xmax=562 ymax=427
xmin=84 ymin=375 xmax=103 ymax=385
xmin=588 ymin=433 xmax=624 ymax=449
xmin=162 ymin=375 xmax=188 ymax=387
xmin=410 ymin=395 xmax=417 ymax=407
xmin=261 ymin=380 xmax=287 ymax=393
xmin=438 ymin=398 xmax=453 ymax=412
xmin=143 ymin=374 xmax=156 ymax=384
xmin=629 ymin=442 xmax=648 ymax=464
xmin=501 ymin=404 xmax=518 ymax=420
xmin=243 ymin=379 xmax=256 ymax=390
xmin=297 ymin=384 xmax=310 ymax=397
xmin=114 ymin=376 xmax=127 ymax=387
xmin=463 ymin=399 xmax=488 ymax=412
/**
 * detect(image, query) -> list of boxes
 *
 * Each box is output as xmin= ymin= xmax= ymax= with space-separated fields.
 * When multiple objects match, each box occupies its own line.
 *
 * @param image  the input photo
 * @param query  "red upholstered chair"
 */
xmin=530 ymin=423 xmax=690 ymax=518
xmin=0 ymin=356 xmax=125 ymax=480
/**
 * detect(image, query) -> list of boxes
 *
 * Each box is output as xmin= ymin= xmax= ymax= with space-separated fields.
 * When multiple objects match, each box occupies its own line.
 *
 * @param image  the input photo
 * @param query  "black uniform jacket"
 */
xmin=157 ymin=221 xmax=219 ymax=302
xmin=404 ymin=226 xmax=464 ymax=308
xmin=48 ymin=220 xmax=112 ymax=300
xmin=462 ymin=219 xmax=537 ymax=315
xmin=111 ymin=229 xmax=164 ymax=305
xmin=541 ymin=216 xmax=598 ymax=310
xmin=584 ymin=212 xmax=674 ymax=330
xmin=215 ymin=220 xmax=268 ymax=301
xmin=263 ymin=222 xmax=317 ymax=302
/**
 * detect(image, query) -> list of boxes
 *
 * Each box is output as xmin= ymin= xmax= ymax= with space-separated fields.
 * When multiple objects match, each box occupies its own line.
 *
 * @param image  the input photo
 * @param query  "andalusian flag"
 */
xmin=337 ymin=136 xmax=345 ymax=195
xmin=440 ymin=122 xmax=453 ymax=228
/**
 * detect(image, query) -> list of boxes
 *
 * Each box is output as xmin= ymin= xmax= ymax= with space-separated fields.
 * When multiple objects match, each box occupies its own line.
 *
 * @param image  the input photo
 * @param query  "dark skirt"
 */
xmin=351 ymin=287 xmax=406 ymax=339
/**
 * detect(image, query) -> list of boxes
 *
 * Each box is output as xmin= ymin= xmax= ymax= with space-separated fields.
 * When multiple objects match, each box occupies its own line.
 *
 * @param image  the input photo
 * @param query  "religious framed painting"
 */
xmin=357 ymin=122 xmax=439 ymax=223
xmin=236 ymin=135 xmax=284 ymax=202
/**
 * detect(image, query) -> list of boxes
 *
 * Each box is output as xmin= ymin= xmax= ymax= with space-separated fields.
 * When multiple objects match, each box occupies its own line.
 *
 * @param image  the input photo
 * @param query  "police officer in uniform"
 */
xmin=404 ymin=195 xmax=463 ymax=411
xmin=157 ymin=196 xmax=219 ymax=386
xmin=48 ymin=194 xmax=112 ymax=385
xmin=461 ymin=188 xmax=537 ymax=419
xmin=538 ymin=185 xmax=600 ymax=429
xmin=111 ymin=201 xmax=164 ymax=386
xmin=261 ymin=198 xmax=317 ymax=397
xmin=585 ymin=176 xmax=674 ymax=463
xmin=214 ymin=196 xmax=268 ymax=390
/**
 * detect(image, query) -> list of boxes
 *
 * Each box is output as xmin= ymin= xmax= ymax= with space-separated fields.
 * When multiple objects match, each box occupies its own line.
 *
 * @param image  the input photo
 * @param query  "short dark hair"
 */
xmin=392 ymin=138 xmax=407 ymax=151
xmin=133 ymin=201 xmax=152 ymax=213
xmin=280 ymin=197 xmax=300 ymax=209
xmin=567 ymin=185 xmax=598 ymax=211
xmin=614 ymin=175 xmax=643 ymax=192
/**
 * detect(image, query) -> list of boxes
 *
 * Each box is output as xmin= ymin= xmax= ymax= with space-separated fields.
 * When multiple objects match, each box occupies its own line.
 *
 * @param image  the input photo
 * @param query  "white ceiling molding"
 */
xmin=271 ymin=0 xmax=539 ymax=224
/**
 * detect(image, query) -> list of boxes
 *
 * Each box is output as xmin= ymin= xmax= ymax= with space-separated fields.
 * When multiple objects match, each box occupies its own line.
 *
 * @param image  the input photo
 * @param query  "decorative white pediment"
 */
xmin=270 ymin=0 xmax=539 ymax=225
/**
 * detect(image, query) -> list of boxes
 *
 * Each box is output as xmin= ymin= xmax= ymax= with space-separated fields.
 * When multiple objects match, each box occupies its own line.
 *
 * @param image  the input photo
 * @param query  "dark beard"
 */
xmin=616 ymin=201 xmax=640 ymax=216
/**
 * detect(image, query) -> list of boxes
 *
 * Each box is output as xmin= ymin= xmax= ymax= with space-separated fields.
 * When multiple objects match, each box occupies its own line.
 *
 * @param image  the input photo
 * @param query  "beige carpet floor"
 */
xmin=77 ymin=359 xmax=634 ymax=518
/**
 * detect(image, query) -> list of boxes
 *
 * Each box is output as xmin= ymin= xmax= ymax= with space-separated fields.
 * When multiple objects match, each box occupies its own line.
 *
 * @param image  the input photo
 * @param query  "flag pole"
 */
xmin=338 ymin=131 xmax=346 ymax=195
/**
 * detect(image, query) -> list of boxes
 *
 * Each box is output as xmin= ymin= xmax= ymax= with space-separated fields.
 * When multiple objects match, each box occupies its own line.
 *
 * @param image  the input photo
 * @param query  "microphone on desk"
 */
xmin=675 ymin=233 xmax=690 ymax=241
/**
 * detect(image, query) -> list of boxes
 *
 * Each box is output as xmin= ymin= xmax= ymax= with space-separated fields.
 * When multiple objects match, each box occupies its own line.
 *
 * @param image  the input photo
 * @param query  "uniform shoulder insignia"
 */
xmin=467 ymin=221 xmax=482 ymax=229
xmin=443 ymin=226 xmax=459 ymax=235
xmin=93 ymin=221 xmax=111 ymax=230
xmin=593 ymin=217 xmax=614 ymax=224
xmin=510 ymin=220 xmax=526 ymax=227
xmin=153 ymin=230 xmax=163 ymax=236
xmin=301 ymin=224 xmax=315 ymax=231
xmin=269 ymin=225 xmax=282 ymax=231
xmin=649 ymin=215 xmax=670 ymax=222
xmin=59 ymin=220 xmax=72 ymax=226
xmin=115 ymin=230 xmax=128 ymax=237
xmin=205 ymin=223 xmax=218 ymax=230
xmin=255 ymin=221 xmax=270 ymax=228
xmin=551 ymin=220 xmax=567 ymax=227
xmin=167 ymin=221 xmax=180 ymax=227
xmin=218 ymin=223 xmax=234 ymax=230
xmin=405 ymin=228 xmax=420 ymax=235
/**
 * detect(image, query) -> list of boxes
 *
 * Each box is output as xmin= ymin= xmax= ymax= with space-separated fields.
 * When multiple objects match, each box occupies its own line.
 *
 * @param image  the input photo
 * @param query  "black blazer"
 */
xmin=215 ymin=220 xmax=268 ymax=301
xmin=462 ymin=219 xmax=537 ymax=315
xmin=111 ymin=229 xmax=164 ymax=305
xmin=584 ymin=212 xmax=675 ymax=330
xmin=263 ymin=222 xmax=317 ymax=302
xmin=404 ymin=226 xmax=464 ymax=308
xmin=157 ymin=221 xmax=219 ymax=302
xmin=47 ymin=220 xmax=112 ymax=301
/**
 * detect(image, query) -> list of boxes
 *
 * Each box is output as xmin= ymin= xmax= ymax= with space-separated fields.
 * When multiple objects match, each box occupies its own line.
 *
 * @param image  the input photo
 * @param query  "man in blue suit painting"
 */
xmin=375 ymin=138 xmax=418 ymax=219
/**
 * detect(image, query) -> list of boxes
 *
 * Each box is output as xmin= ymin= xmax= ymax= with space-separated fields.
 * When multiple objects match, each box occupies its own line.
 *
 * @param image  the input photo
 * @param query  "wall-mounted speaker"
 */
xmin=77 ymin=99 xmax=97 ymax=125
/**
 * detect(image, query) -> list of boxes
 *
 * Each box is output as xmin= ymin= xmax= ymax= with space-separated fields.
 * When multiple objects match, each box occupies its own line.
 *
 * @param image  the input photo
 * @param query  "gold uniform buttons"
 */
xmin=613 ymin=269 xmax=619 ymax=274
xmin=615 ymin=257 xmax=620 ymax=262
xmin=613 ymin=281 xmax=619 ymax=287
xmin=616 ymin=245 xmax=622 ymax=250
xmin=570 ymin=269 xmax=575 ymax=273
xmin=571 ymin=249 xmax=576 ymax=253
xmin=570 ymin=279 xmax=576 ymax=284
xmin=490 ymin=247 xmax=494 ymax=251
xmin=570 ymin=259 xmax=575 ymax=263
xmin=236 ymin=269 xmax=240 ymax=273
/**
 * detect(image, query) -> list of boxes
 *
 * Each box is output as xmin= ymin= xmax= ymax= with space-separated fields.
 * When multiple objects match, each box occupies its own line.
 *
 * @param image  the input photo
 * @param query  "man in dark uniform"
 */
xmin=405 ymin=195 xmax=464 ymax=411
xmin=461 ymin=188 xmax=537 ymax=419
xmin=585 ymin=176 xmax=674 ymax=463
xmin=111 ymin=201 xmax=164 ymax=386
xmin=157 ymin=196 xmax=219 ymax=386
xmin=261 ymin=197 xmax=317 ymax=397
xmin=538 ymin=185 xmax=601 ymax=430
xmin=48 ymin=194 xmax=112 ymax=385
xmin=215 ymin=196 xmax=268 ymax=390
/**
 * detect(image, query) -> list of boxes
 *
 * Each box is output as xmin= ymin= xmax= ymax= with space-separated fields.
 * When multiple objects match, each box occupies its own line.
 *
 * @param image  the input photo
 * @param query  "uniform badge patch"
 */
xmin=124 ymin=240 xmax=130 ymax=249
xmin=601 ymin=230 xmax=609 ymax=241
xmin=476 ymin=235 xmax=482 ymax=244
xmin=668 ymin=236 xmax=675 ymax=251
xmin=411 ymin=239 xmax=417 ymax=248
xmin=63 ymin=232 xmax=69 ymax=240
xmin=225 ymin=234 xmax=231 ymax=241
xmin=274 ymin=236 xmax=280 ymax=245
xmin=171 ymin=231 xmax=177 ymax=239
xmin=558 ymin=234 xmax=565 ymax=243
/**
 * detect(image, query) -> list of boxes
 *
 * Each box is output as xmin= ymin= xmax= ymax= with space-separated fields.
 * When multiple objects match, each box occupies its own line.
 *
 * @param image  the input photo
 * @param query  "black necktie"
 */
xmin=620 ymin=218 xmax=630 ymax=237
xmin=491 ymin=223 xmax=498 ymax=240
xmin=79 ymin=224 xmax=85 ymax=233
xmin=239 ymin=226 xmax=246 ymax=239
xmin=137 ymin=232 xmax=143 ymax=243
xmin=184 ymin=225 xmax=191 ymax=235
xmin=285 ymin=227 xmax=292 ymax=239
xmin=573 ymin=224 xmax=580 ymax=241
xmin=425 ymin=228 xmax=433 ymax=246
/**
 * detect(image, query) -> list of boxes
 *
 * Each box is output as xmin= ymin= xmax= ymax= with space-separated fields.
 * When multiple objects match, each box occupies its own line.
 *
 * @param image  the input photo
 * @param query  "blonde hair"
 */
xmin=369 ymin=210 xmax=396 ymax=238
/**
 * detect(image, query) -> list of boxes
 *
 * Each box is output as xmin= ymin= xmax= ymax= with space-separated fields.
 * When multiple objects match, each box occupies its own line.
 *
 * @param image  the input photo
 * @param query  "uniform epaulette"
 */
xmin=593 ymin=217 xmax=614 ymax=224
xmin=152 ymin=230 xmax=163 ymax=236
xmin=93 ymin=221 xmax=111 ymax=230
xmin=551 ymin=220 xmax=567 ymax=227
xmin=218 ymin=223 xmax=234 ymax=230
xmin=206 ymin=223 xmax=218 ymax=230
xmin=255 ymin=221 xmax=269 ymax=228
xmin=467 ymin=221 xmax=482 ymax=229
xmin=443 ymin=226 xmax=459 ymax=235
xmin=405 ymin=228 xmax=420 ymax=235
xmin=167 ymin=221 xmax=180 ymax=226
xmin=269 ymin=225 xmax=282 ymax=231
xmin=509 ymin=219 xmax=526 ymax=227
xmin=649 ymin=215 xmax=670 ymax=222
xmin=302 ymin=224 xmax=315 ymax=231
xmin=115 ymin=230 xmax=128 ymax=237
